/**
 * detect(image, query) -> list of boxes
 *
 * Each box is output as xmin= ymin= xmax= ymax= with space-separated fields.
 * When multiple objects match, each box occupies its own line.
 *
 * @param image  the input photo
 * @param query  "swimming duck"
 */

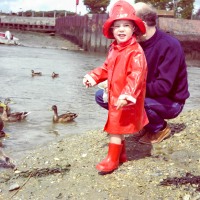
xmin=31 ymin=70 xmax=42 ymax=76
xmin=0 ymin=103 xmax=6 ymax=114
xmin=1 ymin=105 xmax=30 ymax=122
xmin=52 ymin=72 xmax=59 ymax=78
xmin=51 ymin=105 xmax=78 ymax=123
xmin=0 ymin=98 xmax=12 ymax=114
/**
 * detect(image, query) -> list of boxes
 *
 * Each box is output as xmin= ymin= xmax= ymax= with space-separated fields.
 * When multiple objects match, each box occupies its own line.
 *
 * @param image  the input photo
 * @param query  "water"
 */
xmin=185 ymin=67 xmax=200 ymax=111
xmin=0 ymin=45 xmax=199 ymax=158
xmin=0 ymin=45 xmax=108 ymax=157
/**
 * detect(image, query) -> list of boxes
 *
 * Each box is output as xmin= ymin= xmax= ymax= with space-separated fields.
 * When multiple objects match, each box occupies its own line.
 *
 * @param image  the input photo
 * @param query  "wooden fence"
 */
xmin=56 ymin=14 xmax=110 ymax=53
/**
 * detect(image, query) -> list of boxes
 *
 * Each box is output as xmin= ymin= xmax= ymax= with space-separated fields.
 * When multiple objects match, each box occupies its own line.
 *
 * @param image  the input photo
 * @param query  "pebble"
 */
xmin=9 ymin=183 xmax=20 ymax=191
xmin=183 ymin=194 xmax=191 ymax=200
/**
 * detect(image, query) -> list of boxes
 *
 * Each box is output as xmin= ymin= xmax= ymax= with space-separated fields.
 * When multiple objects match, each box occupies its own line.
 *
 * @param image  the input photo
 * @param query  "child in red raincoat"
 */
xmin=83 ymin=0 xmax=148 ymax=174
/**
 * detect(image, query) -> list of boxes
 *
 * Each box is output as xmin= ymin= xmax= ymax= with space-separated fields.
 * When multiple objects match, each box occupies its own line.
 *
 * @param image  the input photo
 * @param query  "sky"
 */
xmin=0 ymin=0 xmax=200 ymax=14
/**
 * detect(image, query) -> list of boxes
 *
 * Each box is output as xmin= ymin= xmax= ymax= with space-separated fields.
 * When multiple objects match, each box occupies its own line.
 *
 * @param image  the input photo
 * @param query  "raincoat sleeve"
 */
xmin=84 ymin=58 xmax=109 ymax=86
xmin=119 ymin=51 xmax=147 ymax=104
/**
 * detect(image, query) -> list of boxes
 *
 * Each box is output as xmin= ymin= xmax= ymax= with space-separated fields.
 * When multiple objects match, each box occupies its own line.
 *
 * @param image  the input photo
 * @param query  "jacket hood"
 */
xmin=103 ymin=0 xmax=146 ymax=39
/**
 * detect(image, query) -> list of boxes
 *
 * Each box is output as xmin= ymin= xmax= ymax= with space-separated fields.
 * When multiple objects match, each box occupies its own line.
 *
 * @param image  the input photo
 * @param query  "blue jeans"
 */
xmin=95 ymin=89 xmax=184 ymax=133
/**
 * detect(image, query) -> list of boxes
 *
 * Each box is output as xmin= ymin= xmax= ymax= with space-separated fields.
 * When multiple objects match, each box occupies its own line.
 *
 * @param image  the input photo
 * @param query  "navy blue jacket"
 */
xmin=140 ymin=28 xmax=190 ymax=103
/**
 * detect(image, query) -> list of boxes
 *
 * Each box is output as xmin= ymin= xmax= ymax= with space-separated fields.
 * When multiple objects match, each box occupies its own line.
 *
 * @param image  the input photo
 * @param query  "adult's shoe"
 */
xmin=139 ymin=125 xmax=171 ymax=144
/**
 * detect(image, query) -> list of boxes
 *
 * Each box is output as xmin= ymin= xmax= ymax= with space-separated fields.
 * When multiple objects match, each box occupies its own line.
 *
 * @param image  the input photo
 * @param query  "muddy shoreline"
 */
xmin=0 ymin=109 xmax=200 ymax=199
xmin=0 ymin=29 xmax=81 ymax=51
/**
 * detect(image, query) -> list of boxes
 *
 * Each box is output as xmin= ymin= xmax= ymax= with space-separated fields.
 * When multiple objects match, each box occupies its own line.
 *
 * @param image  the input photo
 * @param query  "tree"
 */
xmin=83 ymin=0 xmax=110 ymax=14
xmin=193 ymin=8 xmax=200 ymax=19
xmin=177 ymin=0 xmax=194 ymax=19
xmin=135 ymin=0 xmax=195 ymax=19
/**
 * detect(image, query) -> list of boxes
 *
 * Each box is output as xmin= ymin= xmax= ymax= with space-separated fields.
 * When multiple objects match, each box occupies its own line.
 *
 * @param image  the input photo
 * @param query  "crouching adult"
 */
xmin=95 ymin=2 xmax=190 ymax=145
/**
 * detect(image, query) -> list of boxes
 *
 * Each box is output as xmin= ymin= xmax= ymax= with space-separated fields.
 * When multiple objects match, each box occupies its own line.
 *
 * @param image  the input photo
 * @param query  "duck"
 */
xmin=0 ymin=98 xmax=12 ymax=114
xmin=0 ymin=148 xmax=16 ymax=169
xmin=51 ymin=105 xmax=78 ymax=123
xmin=0 ymin=102 xmax=7 ymax=114
xmin=0 ymin=130 xmax=6 ymax=138
xmin=1 ymin=105 xmax=30 ymax=122
xmin=31 ymin=70 xmax=42 ymax=76
xmin=0 ymin=118 xmax=5 ymax=138
xmin=0 ymin=117 xmax=9 ymax=139
xmin=52 ymin=72 xmax=59 ymax=78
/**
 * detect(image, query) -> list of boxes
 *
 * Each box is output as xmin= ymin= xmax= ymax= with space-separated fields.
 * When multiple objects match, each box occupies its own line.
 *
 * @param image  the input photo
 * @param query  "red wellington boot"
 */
xmin=96 ymin=143 xmax=122 ymax=173
xmin=97 ymin=141 xmax=127 ymax=165
xmin=119 ymin=140 xmax=128 ymax=163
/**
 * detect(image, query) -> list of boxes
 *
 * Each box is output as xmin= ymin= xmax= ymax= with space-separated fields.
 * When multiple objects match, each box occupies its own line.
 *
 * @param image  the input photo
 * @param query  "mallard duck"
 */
xmin=51 ymin=105 xmax=78 ymax=123
xmin=0 ymin=118 xmax=5 ymax=138
xmin=1 ymin=105 xmax=30 ymax=122
xmin=52 ymin=72 xmax=59 ymax=78
xmin=0 ymin=102 xmax=6 ymax=114
xmin=31 ymin=70 xmax=42 ymax=76
xmin=0 ymin=98 xmax=12 ymax=114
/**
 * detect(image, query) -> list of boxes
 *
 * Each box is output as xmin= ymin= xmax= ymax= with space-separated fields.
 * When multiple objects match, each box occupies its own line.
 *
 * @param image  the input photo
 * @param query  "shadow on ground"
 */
xmin=125 ymin=122 xmax=187 ymax=161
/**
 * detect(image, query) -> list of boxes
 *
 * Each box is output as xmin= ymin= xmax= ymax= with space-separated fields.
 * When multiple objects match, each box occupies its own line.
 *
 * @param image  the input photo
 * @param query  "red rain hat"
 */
xmin=103 ymin=0 xmax=146 ymax=39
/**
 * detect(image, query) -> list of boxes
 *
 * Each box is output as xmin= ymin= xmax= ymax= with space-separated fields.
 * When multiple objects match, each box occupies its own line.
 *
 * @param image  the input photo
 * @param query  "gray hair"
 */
xmin=134 ymin=2 xmax=158 ymax=26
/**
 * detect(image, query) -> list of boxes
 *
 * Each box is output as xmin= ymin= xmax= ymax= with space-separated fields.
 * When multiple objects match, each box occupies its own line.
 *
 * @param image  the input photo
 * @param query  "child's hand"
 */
xmin=116 ymin=99 xmax=128 ymax=110
xmin=83 ymin=77 xmax=91 ymax=88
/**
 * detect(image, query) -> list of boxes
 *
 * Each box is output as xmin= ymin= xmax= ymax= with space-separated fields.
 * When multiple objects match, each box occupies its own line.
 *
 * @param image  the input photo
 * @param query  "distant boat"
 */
xmin=0 ymin=31 xmax=20 ymax=45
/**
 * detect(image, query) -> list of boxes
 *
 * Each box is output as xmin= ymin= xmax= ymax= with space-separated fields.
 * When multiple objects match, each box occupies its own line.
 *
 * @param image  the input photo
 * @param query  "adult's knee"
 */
xmin=95 ymin=89 xmax=108 ymax=110
xmin=95 ymin=89 xmax=104 ymax=104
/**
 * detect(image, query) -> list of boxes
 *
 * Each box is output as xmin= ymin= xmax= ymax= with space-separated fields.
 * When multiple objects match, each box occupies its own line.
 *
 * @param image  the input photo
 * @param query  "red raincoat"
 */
xmin=86 ymin=37 xmax=149 ymax=134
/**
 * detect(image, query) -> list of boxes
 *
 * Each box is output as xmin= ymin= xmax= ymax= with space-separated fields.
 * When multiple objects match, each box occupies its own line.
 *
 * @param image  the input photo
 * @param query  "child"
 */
xmin=83 ymin=0 xmax=148 ymax=174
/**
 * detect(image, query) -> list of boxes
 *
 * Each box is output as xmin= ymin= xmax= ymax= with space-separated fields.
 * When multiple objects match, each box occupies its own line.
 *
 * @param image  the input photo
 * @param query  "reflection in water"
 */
xmin=0 ymin=45 xmax=199 ymax=159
